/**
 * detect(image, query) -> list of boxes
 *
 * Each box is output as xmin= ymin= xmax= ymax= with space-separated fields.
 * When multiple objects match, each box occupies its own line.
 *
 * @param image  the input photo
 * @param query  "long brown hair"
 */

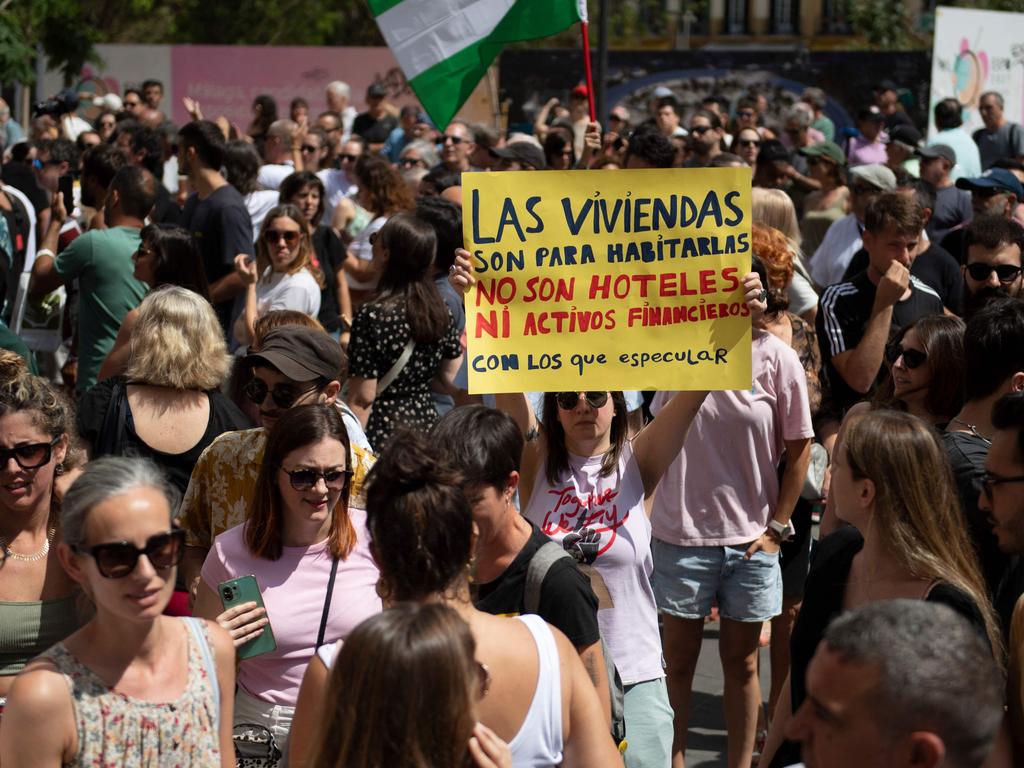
xmin=843 ymin=410 xmax=1003 ymax=659
xmin=244 ymin=404 xmax=354 ymax=561
xmin=310 ymin=603 xmax=478 ymax=768
xmin=375 ymin=212 xmax=450 ymax=344
xmin=541 ymin=391 xmax=629 ymax=485
xmin=256 ymin=204 xmax=325 ymax=289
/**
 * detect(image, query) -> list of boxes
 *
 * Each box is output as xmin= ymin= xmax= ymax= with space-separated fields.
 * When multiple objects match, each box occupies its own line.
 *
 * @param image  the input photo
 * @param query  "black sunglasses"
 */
xmin=300 ymin=144 xmax=320 ymax=153
xmin=73 ymin=529 xmax=185 ymax=579
xmin=982 ymin=473 xmax=1024 ymax=501
xmin=737 ymin=138 xmax=761 ymax=147
xmin=690 ymin=125 xmax=713 ymax=135
xmin=889 ymin=346 xmax=928 ymax=370
xmin=339 ymin=153 xmax=359 ymax=162
xmin=0 ymin=435 xmax=61 ymax=470
xmin=965 ymin=263 xmax=1023 ymax=283
xmin=442 ymin=135 xmax=465 ymax=145
xmin=555 ymin=392 xmax=609 ymax=410
xmin=400 ymin=157 xmax=426 ymax=168
xmin=244 ymin=378 xmax=319 ymax=409
xmin=280 ymin=466 xmax=352 ymax=492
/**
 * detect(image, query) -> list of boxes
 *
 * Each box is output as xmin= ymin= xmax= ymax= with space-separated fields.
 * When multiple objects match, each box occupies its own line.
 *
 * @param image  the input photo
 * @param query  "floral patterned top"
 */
xmin=41 ymin=618 xmax=220 ymax=767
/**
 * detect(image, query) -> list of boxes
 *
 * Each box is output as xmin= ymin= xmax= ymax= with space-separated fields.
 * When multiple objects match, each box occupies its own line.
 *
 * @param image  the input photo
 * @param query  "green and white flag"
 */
xmin=370 ymin=0 xmax=588 ymax=130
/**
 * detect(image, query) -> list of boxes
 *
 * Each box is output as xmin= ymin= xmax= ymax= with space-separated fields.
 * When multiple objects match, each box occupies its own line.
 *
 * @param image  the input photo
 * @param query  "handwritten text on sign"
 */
xmin=462 ymin=167 xmax=752 ymax=393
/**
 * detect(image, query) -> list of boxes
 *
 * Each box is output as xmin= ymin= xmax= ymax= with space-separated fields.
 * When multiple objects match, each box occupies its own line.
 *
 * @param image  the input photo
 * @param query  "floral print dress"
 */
xmin=41 ymin=618 xmax=220 ymax=767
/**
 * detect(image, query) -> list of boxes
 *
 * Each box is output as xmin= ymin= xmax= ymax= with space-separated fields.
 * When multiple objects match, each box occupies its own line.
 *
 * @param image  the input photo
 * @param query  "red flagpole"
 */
xmin=581 ymin=20 xmax=596 ymax=121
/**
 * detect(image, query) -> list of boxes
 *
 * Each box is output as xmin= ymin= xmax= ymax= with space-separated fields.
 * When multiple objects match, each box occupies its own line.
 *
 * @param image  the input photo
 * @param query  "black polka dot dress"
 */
xmin=348 ymin=298 xmax=462 ymax=451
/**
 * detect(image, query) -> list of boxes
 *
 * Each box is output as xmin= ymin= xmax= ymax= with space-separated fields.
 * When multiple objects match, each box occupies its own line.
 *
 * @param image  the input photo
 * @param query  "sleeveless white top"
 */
xmin=508 ymin=614 xmax=564 ymax=768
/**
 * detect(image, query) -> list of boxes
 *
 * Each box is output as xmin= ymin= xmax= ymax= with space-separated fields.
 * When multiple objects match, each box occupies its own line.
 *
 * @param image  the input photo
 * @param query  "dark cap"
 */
xmin=799 ymin=141 xmax=846 ymax=166
xmin=876 ymin=79 xmax=899 ymax=93
xmin=886 ymin=124 xmax=922 ymax=147
xmin=956 ymin=168 xmax=1024 ymax=199
xmin=367 ymin=82 xmax=387 ymax=99
xmin=757 ymin=139 xmax=791 ymax=164
xmin=916 ymin=143 xmax=956 ymax=165
xmin=489 ymin=141 xmax=547 ymax=170
xmin=243 ymin=326 xmax=345 ymax=382
xmin=857 ymin=105 xmax=885 ymax=122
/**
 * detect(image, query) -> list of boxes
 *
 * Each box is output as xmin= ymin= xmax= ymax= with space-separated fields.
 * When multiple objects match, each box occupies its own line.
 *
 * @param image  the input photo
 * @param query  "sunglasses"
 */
xmin=400 ymin=157 xmax=426 ymax=168
xmin=737 ymin=138 xmax=761 ymax=147
xmin=737 ymin=110 xmax=756 ymax=118
xmin=555 ymin=391 xmax=609 ymax=410
xmin=690 ymin=125 xmax=713 ymax=135
xmin=300 ymin=144 xmax=320 ymax=153
xmin=0 ymin=436 xmax=61 ymax=470
xmin=965 ymin=263 xmax=1023 ymax=283
xmin=442 ymin=135 xmax=465 ymax=145
xmin=339 ymin=153 xmax=359 ymax=162
xmin=280 ymin=466 xmax=352 ymax=492
xmin=263 ymin=229 xmax=300 ymax=246
xmin=981 ymin=473 xmax=1024 ymax=501
xmin=244 ymin=378 xmax=319 ymax=409
xmin=73 ymin=529 xmax=185 ymax=579
xmin=889 ymin=346 xmax=928 ymax=369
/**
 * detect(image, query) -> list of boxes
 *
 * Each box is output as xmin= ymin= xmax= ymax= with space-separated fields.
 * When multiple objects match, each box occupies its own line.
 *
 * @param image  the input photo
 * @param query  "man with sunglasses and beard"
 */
xmin=179 ymin=325 xmax=373 ymax=605
xmin=960 ymin=214 xmax=1024 ymax=318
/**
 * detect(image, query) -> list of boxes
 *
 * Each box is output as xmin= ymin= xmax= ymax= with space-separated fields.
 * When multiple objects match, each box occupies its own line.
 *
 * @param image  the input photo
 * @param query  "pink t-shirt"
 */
xmin=522 ymin=444 xmax=664 ymax=686
xmin=201 ymin=508 xmax=381 ymax=705
xmin=650 ymin=330 xmax=814 ymax=547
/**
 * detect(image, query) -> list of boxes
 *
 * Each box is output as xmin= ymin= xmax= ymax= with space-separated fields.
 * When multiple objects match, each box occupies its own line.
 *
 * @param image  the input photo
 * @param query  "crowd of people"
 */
xmin=0 ymin=71 xmax=1020 ymax=768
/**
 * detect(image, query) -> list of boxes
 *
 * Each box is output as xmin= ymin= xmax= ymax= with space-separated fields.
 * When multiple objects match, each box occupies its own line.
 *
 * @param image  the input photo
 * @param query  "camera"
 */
xmin=221 ymin=586 xmax=234 ymax=601
xmin=33 ymin=89 xmax=80 ymax=118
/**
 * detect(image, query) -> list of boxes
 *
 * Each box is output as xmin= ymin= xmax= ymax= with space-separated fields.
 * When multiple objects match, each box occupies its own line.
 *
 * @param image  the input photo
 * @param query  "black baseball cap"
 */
xmin=489 ymin=142 xmax=547 ymax=170
xmin=886 ymin=124 xmax=922 ymax=147
xmin=243 ymin=326 xmax=345 ymax=382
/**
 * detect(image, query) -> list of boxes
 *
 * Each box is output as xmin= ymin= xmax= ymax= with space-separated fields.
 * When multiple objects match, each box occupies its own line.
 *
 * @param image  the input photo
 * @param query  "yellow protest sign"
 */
xmin=462 ymin=167 xmax=752 ymax=393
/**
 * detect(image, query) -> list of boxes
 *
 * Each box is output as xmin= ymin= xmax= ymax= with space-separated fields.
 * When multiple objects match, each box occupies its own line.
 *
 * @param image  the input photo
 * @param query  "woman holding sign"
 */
xmin=449 ymin=249 xmax=767 ymax=768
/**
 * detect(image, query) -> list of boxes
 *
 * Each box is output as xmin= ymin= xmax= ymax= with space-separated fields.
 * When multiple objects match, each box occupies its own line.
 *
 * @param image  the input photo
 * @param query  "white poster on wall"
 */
xmin=929 ymin=5 xmax=1024 ymax=138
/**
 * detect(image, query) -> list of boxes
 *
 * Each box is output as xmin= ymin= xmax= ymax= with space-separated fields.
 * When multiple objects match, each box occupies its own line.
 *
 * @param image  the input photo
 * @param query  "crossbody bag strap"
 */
xmin=376 ymin=338 xmax=415 ymax=396
xmin=316 ymin=556 xmax=340 ymax=649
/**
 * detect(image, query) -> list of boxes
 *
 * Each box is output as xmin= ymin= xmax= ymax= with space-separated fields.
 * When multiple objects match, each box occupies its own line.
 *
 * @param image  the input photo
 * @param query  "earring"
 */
xmin=55 ymin=463 xmax=65 ymax=476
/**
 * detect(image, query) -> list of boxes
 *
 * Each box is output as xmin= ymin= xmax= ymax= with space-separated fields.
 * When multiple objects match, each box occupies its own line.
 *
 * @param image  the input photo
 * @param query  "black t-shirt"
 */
xmin=77 ymin=376 xmax=253 ymax=495
xmin=152 ymin=182 xmax=181 ymax=226
xmin=815 ymin=269 xmax=945 ymax=414
xmin=180 ymin=185 xmax=253 ymax=321
xmin=942 ymin=430 xmax=1024 ymax=639
xmin=474 ymin=522 xmax=601 ymax=648
xmin=768 ymin=525 xmax=988 ymax=768
xmin=312 ymin=225 xmax=345 ymax=333
xmin=842 ymin=243 xmax=964 ymax=315
xmin=352 ymin=112 xmax=399 ymax=144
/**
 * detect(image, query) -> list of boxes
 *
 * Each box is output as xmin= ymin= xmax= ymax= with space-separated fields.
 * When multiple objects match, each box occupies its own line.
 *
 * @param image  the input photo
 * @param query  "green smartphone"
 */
xmin=218 ymin=574 xmax=276 ymax=660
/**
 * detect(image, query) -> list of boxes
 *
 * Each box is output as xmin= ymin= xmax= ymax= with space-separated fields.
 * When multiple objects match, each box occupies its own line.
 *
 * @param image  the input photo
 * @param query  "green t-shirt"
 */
xmin=54 ymin=226 xmax=146 ymax=393
xmin=0 ymin=321 xmax=37 ymax=374
xmin=812 ymin=116 xmax=835 ymax=143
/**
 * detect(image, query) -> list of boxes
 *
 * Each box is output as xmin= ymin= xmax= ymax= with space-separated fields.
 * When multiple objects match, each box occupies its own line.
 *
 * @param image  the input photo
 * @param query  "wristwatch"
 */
xmin=767 ymin=519 xmax=795 ymax=541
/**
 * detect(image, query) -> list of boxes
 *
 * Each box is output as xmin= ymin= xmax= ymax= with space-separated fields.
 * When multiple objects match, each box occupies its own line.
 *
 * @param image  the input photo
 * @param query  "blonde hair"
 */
xmin=124 ymin=286 xmax=232 ymax=391
xmin=752 ymin=187 xmax=801 ymax=247
xmin=256 ymin=205 xmax=325 ymax=289
xmin=844 ymin=410 xmax=1004 ymax=661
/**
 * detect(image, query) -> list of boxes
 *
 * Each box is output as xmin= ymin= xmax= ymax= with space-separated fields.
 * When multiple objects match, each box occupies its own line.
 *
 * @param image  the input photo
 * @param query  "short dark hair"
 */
xmin=123 ymin=86 xmax=143 ymax=100
xmin=992 ymin=391 xmax=1024 ymax=465
xmin=222 ymin=140 xmax=261 ymax=195
xmin=624 ymin=125 xmax=675 ymax=169
xmin=365 ymin=427 xmax=472 ymax=602
xmin=710 ymin=152 xmax=746 ymax=168
xmin=900 ymin=176 xmax=936 ymax=216
xmin=863 ymin=191 xmax=923 ymax=235
xmin=655 ymin=97 xmax=679 ymax=115
xmin=964 ymin=296 xmax=1024 ymax=400
xmin=128 ymin=126 xmax=163 ymax=177
xmin=138 ymin=223 xmax=210 ymax=300
xmin=421 ymin=166 xmax=462 ymax=194
xmin=432 ymin=406 xmax=523 ymax=492
xmin=40 ymin=138 xmax=78 ymax=169
xmin=964 ymin=214 xmax=1024 ymax=258
xmin=934 ymin=98 xmax=963 ymax=130
xmin=414 ymin=196 xmax=462 ymax=273
xmin=141 ymin=79 xmax=163 ymax=92
xmin=81 ymin=144 xmax=129 ymax=191
xmin=109 ymin=165 xmax=156 ymax=220
xmin=178 ymin=120 xmax=226 ymax=170
xmin=980 ymin=91 xmax=1005 ymax=109
xmin=823 ymin=600 xmax=1003 ymax=768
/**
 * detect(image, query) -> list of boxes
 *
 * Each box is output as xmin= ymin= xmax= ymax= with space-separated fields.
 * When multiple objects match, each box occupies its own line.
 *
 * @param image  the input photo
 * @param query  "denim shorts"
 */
xmin=651 ymin=539 xmax=782 ymax=623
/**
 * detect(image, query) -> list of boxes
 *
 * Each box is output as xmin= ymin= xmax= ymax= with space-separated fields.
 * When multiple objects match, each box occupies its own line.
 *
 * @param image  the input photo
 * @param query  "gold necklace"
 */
xmin=0 ymin=527 xmax=56 ymax=562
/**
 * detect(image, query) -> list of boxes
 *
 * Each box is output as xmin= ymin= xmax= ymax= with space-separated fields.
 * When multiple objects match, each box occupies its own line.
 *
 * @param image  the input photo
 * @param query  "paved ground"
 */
xmin=683 ymin=619 xmax=773 ymax=767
